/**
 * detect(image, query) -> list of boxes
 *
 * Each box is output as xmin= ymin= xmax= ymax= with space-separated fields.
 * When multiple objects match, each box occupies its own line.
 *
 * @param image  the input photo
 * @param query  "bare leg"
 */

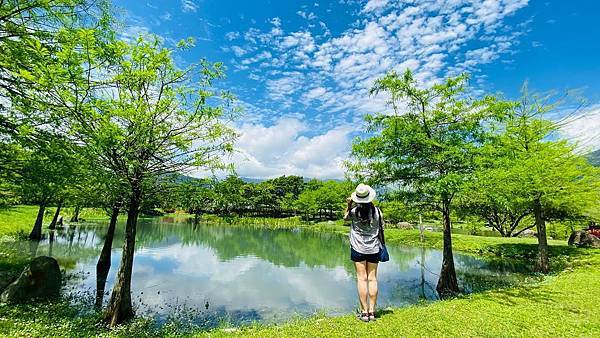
xmin=354 ymin=261 xmax=368 ymax=313
xmin=366 ymin=262 xmax=378 ymax=313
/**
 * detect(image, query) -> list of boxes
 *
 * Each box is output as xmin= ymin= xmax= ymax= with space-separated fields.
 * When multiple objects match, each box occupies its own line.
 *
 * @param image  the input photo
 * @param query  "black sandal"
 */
xmin=357 ymin=312 xmax=369 ymax=322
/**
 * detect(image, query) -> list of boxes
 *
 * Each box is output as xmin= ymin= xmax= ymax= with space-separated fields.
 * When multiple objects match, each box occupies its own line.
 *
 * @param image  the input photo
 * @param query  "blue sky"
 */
xmin=117 ymin=0 xmax=600 ymax=179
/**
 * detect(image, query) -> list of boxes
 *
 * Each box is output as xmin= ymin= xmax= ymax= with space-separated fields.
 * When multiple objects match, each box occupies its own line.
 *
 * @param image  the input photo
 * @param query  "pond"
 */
xmin=26 ymin=217 xmax=530 ymax=327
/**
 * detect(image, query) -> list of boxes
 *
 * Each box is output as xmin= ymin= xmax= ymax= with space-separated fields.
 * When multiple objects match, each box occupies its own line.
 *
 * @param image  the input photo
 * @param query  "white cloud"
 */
xmin=230 ymin=0 xmax=529 ymax=125
xmin=362 ymin=0 xmax=389 ymax=13
xmin=265 ymin=72 xmax=304 ymax=107
xmin=159 ymin=12 xmax=172 ymax=21
xmin=225 ymin=32 xmax=240 ymax=40
xmin=120 ymin=25 xmax=150 ymax=42
xmin=181 ymin=0 xmax=198 ymax=13
xmin=240 ymin=51 xmax=272 ymax=66
xmin=271 ymin=17 xmax=282 ymax=26
xmin=222 ymin=0 xmax=532 ymax=178
xmin=231 ymin=45 xmax=248 ymax=57
xmin=297 ymin=11 xmax=317 ymax=20
xmin=560 ymin=105 xmax=600 ymax=152
xmin=229 ymin=118 xmax=356 ymax=179
xmin=303 ymin=87 xmax=328 ymax=101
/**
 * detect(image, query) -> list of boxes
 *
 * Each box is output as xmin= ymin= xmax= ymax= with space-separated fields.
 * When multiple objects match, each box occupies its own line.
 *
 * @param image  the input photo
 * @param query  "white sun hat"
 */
xmin=351 ymin=183 xmax=376 ymax=203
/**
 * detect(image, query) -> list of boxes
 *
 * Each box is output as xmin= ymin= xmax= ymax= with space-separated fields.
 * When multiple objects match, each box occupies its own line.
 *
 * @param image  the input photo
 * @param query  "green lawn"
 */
xmin=0 ymin=205 xmax=109 ymax=237
xmin=0 ymin=205 xmax=46 ymax=236
xmin=0 ymin=208 xmax=598 ymax=337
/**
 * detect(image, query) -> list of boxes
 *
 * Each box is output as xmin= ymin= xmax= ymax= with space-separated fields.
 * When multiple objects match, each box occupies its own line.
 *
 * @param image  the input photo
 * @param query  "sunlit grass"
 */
xmin=0 ymin=205 xmax=109 ymax=237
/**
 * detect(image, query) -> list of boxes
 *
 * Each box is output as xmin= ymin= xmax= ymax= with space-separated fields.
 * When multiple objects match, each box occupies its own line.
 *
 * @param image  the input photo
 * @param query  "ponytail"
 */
xmin=357 ymin=202 xmax=375 ymax=221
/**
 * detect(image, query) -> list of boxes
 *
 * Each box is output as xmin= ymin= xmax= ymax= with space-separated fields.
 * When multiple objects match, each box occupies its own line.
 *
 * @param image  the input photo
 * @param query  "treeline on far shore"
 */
xmin=6 ymin=169 xmax=592 ymax=242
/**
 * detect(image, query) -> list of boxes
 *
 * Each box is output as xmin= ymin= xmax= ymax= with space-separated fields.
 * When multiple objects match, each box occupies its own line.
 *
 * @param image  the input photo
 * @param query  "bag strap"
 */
xmin=376 ymin=207 xmax=386 ymax=246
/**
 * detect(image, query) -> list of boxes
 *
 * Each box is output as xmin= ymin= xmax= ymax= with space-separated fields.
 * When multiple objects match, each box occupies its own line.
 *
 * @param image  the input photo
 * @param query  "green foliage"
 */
xmin=213 ymin=175 xmax=248 ymax=212
xmin=294 ymin=180 xmax=353 ymax=215
xmin=0 ymin=0 xmax=115 ymax=218
xmin=69 ymin=36 xmax=236 ymax=194
xmin=166 ymin=175 xmax=351 ymax=219
xmin=461 ymin=88 xmax=600 ymax=237
xmin=0 ymin=1 xmax=92 ymax=122
xmin=176 ymin=178 xmax=216 ymax=214
xmin=15 ymin=136 xmax=83 ymax=207
xmin=347 ymin=69 xmax=497 ymax=214
xmin=377 ymin=200 xmax=417 ymax=225
xmin=0 ymin=142 xmax=24 ymax=207
xmin=266 ymin=175 xmax=305 ymax=204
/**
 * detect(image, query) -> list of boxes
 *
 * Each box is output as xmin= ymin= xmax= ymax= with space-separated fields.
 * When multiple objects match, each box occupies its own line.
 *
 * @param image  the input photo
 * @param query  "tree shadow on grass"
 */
xmin=487 ymin=284 xmax=561 ymax=308
xmin=0 ymin=241 xmax=32 ymax=291
xmin=376 ymin=308 xmax=395 ymax=319
xmin=476 ymin=242 xmax=595 ymax=272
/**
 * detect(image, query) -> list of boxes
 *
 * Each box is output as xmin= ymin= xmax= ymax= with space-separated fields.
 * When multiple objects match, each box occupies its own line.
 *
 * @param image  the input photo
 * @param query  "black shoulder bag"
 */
xmin=376 ymin=207 xmax=389 ymax=262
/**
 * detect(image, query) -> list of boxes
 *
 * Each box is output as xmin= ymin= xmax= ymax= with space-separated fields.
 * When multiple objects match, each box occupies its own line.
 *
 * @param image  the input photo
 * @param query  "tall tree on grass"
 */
xmin=1 ymin=1 xmax=111 ymax=211
xmin=347 ymin=70 xmax=496 ymax=296
xmin=458 ymin=171 xmax=534 ymax=237
xmin=16 ymin=136 xmax=82 ymax=240
xmin=177 ymin=178 xmax=216 ymax=223
xmin=63 ymin=36 xmax=237 ymax=325
xmin=475 ymin=90 xmax=600 ymax=272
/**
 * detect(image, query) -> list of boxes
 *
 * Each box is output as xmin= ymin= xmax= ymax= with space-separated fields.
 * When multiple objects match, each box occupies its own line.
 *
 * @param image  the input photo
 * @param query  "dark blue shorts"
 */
xmin=350 ymin=247 xmax=380 ymax=263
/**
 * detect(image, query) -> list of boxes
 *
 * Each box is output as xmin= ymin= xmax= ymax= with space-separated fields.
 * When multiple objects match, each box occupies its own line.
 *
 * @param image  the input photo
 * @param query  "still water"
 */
xmin=31 ymin=217 xmax=528 ymax=327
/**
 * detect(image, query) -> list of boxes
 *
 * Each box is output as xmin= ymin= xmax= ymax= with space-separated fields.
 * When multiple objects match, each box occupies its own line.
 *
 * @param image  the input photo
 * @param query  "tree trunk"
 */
xmin=419 ymin=247 xmax=426 ymax=299
xmin=49 ymin=201 xmax=63 ymax=230
xmin=70 ymin=206 xmax=80 ymax=222
xmin=96 ymin=206 xmax=120 ymax=310
xmin=28 ymin=240 xmax=39 ymax=258
xmin=419 ymin=214 xmax=424 ymax=242
xmin=533 ymin=197 xmax=549 ymax=274
xmin=48 ymin=231 xmax=55 ymax=257
xmin=436 ymin=204 xmax=459 ymax=297
xmin=29 ymin=203 xmax=46 ymax=241
xmin=104 ymin=193 xmax=140 ymax=326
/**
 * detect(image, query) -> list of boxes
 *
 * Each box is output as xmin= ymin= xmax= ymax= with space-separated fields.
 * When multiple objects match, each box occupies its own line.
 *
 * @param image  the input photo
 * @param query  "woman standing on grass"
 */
xmin=344 ymin=183 xmax=385 ymax=322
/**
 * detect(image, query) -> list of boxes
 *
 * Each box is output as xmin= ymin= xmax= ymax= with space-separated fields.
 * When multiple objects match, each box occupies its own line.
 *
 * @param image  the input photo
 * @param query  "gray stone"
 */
xmin=518 ymin=229 xmax=537 ymax=238
xmin=1 ymin=256 xmax=61 ymax=303
xmin=568 ymin=230 xmax=600 ymax=248
xmin=396 ymin=222 xmax=414 ymax=229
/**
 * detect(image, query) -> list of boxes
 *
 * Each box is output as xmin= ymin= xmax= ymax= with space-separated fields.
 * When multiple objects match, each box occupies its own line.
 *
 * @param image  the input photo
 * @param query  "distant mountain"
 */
xmin=241 ymin=177 xmax=344 ymax=183
xmin=240 ymin=177 xmax=265 ymax=183
xmin=588 ymin=149 xmax=600 ymax=166
xmin=170 ymin=174 xmax=343 ymax=184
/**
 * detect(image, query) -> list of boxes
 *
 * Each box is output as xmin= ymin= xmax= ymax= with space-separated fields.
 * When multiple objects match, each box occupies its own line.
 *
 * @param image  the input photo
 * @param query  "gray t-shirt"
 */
xmin=346 ymin=206 xmax=382 ymax=254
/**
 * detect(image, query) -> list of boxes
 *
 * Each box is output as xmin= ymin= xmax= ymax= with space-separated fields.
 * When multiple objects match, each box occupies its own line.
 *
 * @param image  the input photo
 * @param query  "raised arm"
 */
xmin=343 ymin=198 xmax=353 ymax=224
